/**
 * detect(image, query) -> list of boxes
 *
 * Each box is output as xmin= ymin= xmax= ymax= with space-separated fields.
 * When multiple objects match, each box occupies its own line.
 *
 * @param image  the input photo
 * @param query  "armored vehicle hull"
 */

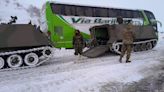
xmin=0 ymin=24 xmax=53 ymax=71
xmin=83 ymin=24 xmax=158 ymax=57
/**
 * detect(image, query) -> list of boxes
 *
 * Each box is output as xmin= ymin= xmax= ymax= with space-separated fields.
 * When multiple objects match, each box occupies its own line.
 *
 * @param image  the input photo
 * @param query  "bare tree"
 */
xmin=26 ymin=5 xmax=41 ymax=18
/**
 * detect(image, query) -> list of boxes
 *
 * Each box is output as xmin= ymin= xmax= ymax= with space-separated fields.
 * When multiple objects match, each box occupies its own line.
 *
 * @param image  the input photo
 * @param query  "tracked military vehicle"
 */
xmin=0 ymin=16 xmax=53 ymax=71
xmin=82 ymin=24 xmax=158 ymax=58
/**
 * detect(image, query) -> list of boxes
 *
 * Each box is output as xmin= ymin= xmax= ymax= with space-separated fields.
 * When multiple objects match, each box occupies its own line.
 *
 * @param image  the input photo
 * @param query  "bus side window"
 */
xmin=65 ymin=5 xmax=71 ymax=16
xmin=94 ymin=8 xmax=108 ymax=17
xmin=115 ymin=9 xmax=121 ymax=17
xmin=100 ymin=8 xmax=108 ymax=17
xmin=54 ymin=26 xmax=63 ymax=38
xmin=75 ymin=6 xmax=85 ymax=16
xmin=120 ymin=9 xmax=126 ymax=18
xmin=125 ymin=10 xmax=133 ymax=18
xmin=108 ymin=9 xmax=117 ymax=17
xmin=50 ymin=3 xmax=64 ymax=15
xmin=85 ymin=7 xmax=93 ymax=17
xmin=65 ymin=5 xmax=76 ymax=16
xmin=133 ymin=11 xmax=143 ymax=18
xmin=93 ymin=7 xmax=97 ymax=17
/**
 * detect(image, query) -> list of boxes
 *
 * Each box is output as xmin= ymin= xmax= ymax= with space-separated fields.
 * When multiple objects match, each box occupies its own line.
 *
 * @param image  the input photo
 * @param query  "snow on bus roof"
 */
xmin=47 ymin=1 xmax=143 ymax=11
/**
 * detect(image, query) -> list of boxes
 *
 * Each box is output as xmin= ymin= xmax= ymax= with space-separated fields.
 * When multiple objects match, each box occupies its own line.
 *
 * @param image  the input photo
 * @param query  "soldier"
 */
xmin=108 ymin=16 xmax=125 ymax=50
xmin=72 ymin=29 xmax=84 ymax=58
xmin=119 ymin=23 xmax=135 ymax=63
xmin=8 ymin=16 xmax=17 ymax=24
xmin=117 ymin=16 xmax=123 ymax=24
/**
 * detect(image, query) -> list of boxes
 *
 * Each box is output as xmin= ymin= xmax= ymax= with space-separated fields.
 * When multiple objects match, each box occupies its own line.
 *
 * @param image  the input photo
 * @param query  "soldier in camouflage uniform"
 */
xmin=73 ymin=29 xmax=84 ymax=56
xmin=119 ymin=23 xmax=135 ymax=63
xmin=108 ymin=16 xmax=125 ymax=49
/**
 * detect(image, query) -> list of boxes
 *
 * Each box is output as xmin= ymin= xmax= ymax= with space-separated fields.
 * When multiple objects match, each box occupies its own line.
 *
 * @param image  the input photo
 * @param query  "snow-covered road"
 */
xmin=0 ymin=0 xmax=164 ymax=91
xmin=0 ymin=33 xmax=164 ymax=92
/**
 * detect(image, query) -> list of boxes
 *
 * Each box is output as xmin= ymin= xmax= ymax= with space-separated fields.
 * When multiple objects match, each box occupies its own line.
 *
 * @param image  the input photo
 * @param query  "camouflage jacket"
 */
xmin=122 ymin=28 xmax=135 ymax=44
xmin=73 ymin=34 xmax=84 ymax=46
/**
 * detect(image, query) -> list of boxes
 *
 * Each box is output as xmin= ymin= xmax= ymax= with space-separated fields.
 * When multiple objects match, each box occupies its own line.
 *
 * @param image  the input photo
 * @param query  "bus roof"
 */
xmin=47 ymin=1 xmax=144 ymax=11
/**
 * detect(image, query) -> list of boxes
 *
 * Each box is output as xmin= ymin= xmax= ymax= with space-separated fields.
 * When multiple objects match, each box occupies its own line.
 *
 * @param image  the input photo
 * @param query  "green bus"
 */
xmin=40 ymin=1 xmax=160 ymax=48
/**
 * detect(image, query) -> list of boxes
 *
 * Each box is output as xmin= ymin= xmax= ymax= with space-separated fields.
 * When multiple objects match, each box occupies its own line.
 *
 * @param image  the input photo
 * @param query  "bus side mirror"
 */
xmin=150 ymin=19 xmax=162 ymax=27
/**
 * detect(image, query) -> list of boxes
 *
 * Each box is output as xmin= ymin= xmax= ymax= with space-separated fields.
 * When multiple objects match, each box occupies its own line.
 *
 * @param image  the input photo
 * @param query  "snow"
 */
xmin=0 ymin=0 xmax=164 ymax=92
xmin=0 ymin=33 xmax=163 ymax=92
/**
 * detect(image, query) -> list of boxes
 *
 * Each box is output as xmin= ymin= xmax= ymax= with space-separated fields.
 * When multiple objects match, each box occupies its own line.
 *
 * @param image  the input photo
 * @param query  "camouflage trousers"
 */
xmin=120 ymin=44 xmax=133 ymax=61
xmin=74 ymin=45 xmax=83 ymax=55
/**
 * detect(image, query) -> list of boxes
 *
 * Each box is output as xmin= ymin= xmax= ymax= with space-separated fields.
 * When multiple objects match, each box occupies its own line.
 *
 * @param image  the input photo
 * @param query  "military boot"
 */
xmin=126 ymin=60 xmax=131 ymax=63
xmin=119 ymin=57 xmax=122 ymax=63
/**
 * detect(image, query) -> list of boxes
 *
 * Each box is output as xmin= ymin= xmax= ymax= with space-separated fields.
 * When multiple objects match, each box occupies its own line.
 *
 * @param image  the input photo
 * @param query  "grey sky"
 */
xmin=1 ymin=0 xmax=164 ymax=31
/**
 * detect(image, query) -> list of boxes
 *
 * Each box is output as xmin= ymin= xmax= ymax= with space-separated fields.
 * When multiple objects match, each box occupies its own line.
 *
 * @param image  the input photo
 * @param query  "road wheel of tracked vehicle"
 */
xmin=146 ymin=42 xmax=153 ymax=50
xmin=24 ymin=53 xmax=39 ymax=66
xmin=152 ymin=40 xmax=157 ymax=47
xmin=133 ymin=44 xmax=140 ymax=52
xmin=43 ymin=47 xmax=53 ymax=58
xmin=113 ymin=44 xmax=120 ymax=53
xmin=110 ymin=47 xmax=114 ymax=52
xmin=140 ymin=43 xmax=147 ymax=51
xmin=0 ymin=57 xmax=5 ymax=69
xmin=7 ymin=54 xmax=23 ymax=68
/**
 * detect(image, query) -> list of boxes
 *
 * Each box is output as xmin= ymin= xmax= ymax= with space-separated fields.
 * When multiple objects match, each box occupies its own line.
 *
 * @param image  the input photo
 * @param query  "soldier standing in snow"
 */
xmin=119 ymin=23 xmax=135 ymax=63
xmin=108 ymin=16 xmax=125 ymax=49
xmin=73 ymin=29 xmax=84 ymax=60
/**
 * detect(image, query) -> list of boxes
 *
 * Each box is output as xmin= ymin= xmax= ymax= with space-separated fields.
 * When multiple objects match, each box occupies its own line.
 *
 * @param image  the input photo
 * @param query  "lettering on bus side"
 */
xmin=72 ymin=18 xmax=91 ymax=24
xmin=71 ymin=17 xmax=116 ymax=24
xmin=94 ymin=18 xmax=116 ymax=24
xmin=63 ymin=16 xmax=143 ymax=25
